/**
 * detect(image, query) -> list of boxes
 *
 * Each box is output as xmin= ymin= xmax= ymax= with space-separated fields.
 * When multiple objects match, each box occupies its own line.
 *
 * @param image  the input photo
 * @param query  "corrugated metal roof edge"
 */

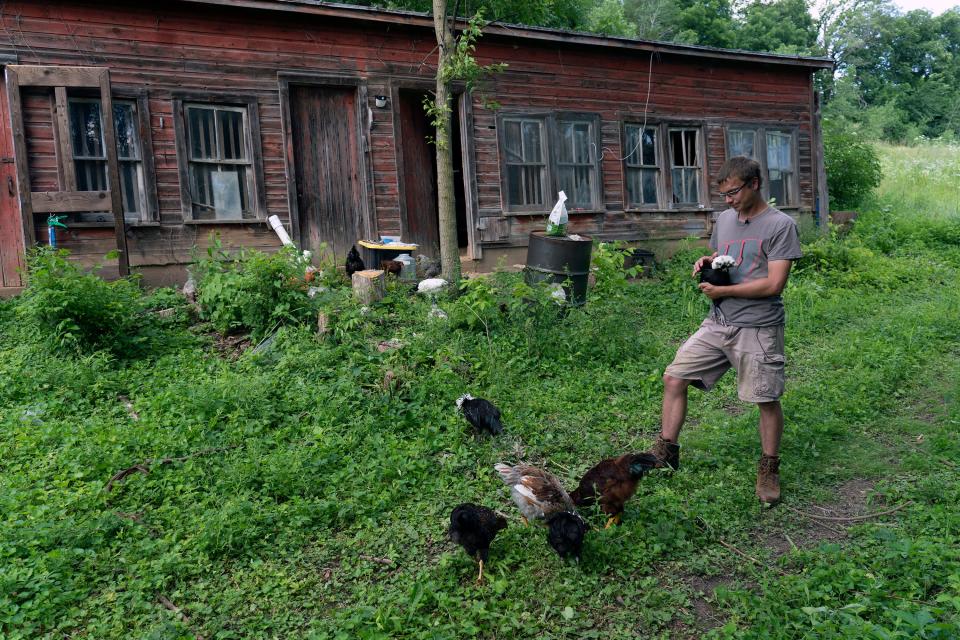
xmin=178 ymin=0 xmax=836 ymax=70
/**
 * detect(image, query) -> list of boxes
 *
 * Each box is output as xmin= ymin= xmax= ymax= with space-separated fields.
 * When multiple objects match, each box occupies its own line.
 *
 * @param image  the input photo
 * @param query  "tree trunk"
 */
xmin=433 ymin=0 xmax=462 ymax=284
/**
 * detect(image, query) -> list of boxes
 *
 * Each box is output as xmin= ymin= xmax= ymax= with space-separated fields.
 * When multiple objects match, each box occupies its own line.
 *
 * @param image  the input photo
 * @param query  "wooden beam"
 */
xmin=812 ymin=90 xmax=829 ymax=234
xmin=8 ymin=65 xmax=107 ymax=88
xmin=30 ymin=190 xmax=111 ymax=213
xmin=53 ymin=87 xmax=77 ymax=191
xmin=277 ymin=78 xmax=302 ymax=246
xmin=4 ymin=67 xmax=35 ymax=247
xmin=99 ymin=71 xmax=130 ymax=276
xmin=459 ymin=93 xmax=482 ymax=260
xmin=357 ymin=82 xmax=376 ymax=242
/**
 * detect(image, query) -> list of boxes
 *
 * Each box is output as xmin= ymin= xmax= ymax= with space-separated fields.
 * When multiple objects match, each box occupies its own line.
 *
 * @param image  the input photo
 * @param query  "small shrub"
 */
xmin=590 ymin=241 xmax=644 ymax=298
xmin=824 ymin=125 xmax=883 ymax=210
xmin=16 ymin=247 xmax=150 ymax=355
xmin=192 ymin=236 xmax=322 ymax=340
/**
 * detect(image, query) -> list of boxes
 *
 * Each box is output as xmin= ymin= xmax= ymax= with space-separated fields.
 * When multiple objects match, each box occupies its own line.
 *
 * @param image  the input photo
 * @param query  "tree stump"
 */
xmin=352 ymin=269 xmax=386 ymax=305
xmin=317 ymin=311 xmax=330 ymax=337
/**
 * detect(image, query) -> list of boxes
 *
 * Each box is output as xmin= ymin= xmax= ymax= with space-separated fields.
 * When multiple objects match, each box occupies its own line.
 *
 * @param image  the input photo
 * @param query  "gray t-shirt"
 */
xmin=708 ymin=206 xmax=802 ymax=327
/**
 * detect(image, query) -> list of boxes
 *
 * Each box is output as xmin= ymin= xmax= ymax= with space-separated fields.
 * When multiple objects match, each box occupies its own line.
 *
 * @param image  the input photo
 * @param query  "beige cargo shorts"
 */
xmin=664 ymin=316 xmax=786 ymax=403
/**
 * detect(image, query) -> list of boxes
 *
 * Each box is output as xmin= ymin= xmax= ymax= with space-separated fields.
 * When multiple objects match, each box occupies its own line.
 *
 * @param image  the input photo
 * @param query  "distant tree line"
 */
xmin=347 ymin=0 xmax=960 ymax=142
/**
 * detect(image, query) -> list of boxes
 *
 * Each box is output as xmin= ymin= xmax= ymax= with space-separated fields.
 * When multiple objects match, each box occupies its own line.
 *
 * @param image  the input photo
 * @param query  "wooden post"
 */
xmin=813 ymin=90 xmax=830 ymax=235
xmin=352 ymin=269 xmax=386 ymax=304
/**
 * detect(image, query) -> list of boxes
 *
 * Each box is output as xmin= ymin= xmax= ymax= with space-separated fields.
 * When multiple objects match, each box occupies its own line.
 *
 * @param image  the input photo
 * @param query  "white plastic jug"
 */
xmin=394 ymin=253 xmax=416 ymax=280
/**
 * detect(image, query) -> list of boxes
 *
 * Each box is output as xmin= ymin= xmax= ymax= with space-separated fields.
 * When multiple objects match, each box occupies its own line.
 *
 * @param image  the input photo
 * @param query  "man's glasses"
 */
xmin=719 ymin=179 xmax=755 ymax=198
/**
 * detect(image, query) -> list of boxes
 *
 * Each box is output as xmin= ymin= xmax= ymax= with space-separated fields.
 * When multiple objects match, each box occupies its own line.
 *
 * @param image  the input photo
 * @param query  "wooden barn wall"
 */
xmin=2 ymin=0 xmax=819 ymax=270
xmin=468 ymin=38 xmax=816 ymax=246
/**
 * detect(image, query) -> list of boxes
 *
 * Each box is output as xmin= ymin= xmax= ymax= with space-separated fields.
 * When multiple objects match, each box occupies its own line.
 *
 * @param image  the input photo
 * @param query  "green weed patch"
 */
xmin=2 ymin=148 xmax=960 ymax=638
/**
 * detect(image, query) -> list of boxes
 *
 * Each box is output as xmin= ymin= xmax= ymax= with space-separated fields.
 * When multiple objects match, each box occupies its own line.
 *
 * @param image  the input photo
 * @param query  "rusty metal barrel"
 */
xmin=523 ymin=231 xmax=593 ymax=305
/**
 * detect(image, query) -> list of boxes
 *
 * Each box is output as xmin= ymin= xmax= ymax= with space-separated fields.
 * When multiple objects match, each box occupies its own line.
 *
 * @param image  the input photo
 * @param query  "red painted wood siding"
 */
xmin=2 ymin=0 xmax=820 ymax=269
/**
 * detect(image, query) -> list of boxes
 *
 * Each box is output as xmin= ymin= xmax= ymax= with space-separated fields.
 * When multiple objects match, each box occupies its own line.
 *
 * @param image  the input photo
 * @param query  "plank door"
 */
xmin=0 ymin=72 xmax=24 ymax=291
xmin=397 ymin=89 xmax=440 ymax=257
xmin=288 ymin=85 xmax=362 ymax=259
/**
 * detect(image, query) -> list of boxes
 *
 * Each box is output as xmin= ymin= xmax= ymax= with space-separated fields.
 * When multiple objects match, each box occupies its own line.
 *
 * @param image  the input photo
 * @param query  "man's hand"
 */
xmin=698 ymin=282 xmax=727 ymax=300
xmin=692 ymin=253 xmax=718 ymax=277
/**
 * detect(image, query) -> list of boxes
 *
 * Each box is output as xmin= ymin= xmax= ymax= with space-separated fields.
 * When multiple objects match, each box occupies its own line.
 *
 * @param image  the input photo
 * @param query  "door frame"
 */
xmin=0 ymin=53 xmax=22 ymax=293
xmin=390 ymin=78 xmax=481 ymax=260
xmin=390 ymin=79 xmax=434 ymax=248
xmin=277 ymin=72 xmax=374 ymax=249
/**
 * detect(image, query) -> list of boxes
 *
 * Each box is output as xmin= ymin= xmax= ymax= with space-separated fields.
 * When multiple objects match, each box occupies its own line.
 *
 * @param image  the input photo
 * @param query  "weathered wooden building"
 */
xmin=0 ymin=0 xmax=833 ymax=292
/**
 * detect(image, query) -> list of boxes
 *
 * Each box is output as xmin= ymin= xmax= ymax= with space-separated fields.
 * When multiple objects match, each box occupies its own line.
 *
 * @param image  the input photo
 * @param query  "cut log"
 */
xmin=317 ymin=311 xmax=330 ymax=337
xmin=352 ymin=269 xmax=386 ymax=305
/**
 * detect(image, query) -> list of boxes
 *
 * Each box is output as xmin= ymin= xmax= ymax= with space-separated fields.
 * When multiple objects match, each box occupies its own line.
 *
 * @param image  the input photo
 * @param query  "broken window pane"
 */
xmin=625 ymin=125 xmax=659 ymax=207
xmin=669 ymin=129 xmax=701 ymax=204
xmin=556 ymin=119 xmax=596 ymax=208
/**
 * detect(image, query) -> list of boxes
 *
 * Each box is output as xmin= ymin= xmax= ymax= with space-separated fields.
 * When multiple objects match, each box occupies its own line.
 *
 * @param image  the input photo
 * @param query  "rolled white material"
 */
xmin=268 ymin=215 xmax=295 ymax=247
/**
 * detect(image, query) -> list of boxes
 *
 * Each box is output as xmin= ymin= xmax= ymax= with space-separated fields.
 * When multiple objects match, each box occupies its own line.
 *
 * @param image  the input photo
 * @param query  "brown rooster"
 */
xmin=380 ymin=259 xmax=403 ymax=276
xmin=569 ymin=453 xmax=658 ymax=528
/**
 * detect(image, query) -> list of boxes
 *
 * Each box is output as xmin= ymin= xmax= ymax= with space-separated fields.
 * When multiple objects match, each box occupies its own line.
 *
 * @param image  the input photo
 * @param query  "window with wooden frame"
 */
xmin=498 ymin=112 xmax=602 ymax=213
xmin=183 ymin=103 xmax=255 ymax=220
xmin=725 ymin=125 xmax=799 ymax=207
xmin=765 ymin=130 xmax=795 ymax=207
xmin=501 ymin=116 xmax=548 ymax=211
xmin=67 ymin=97 xmax=150 ymax=223
xmin=621 ymin=121 xmax=706 ymax=209
xmin=668 ymin=127 xmax=702 ymax=206
xmin=172 ymin=98 xmax=264 ymax=222
xmin=622 ymin=124 xmax=660 ymax=208
xmin=554 ymin=116 xmax=600 ymax=209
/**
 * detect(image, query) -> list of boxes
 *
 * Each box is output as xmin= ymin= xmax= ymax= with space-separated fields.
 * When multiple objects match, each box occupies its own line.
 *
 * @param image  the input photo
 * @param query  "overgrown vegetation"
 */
xmin=2 ymin=144 xmax=959 ymax=638
xmin=823 ymin=125 xmax=883 ymax=211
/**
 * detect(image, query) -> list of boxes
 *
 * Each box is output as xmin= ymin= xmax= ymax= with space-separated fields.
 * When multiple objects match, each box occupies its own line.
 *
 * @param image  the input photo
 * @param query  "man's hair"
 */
xmin=717 ymin=156 xmax=762 ymax=188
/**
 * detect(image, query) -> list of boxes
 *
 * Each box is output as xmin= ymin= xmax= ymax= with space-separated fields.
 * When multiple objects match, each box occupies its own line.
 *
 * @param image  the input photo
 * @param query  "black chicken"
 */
xmin=569 ymin=453 xmax=658 ymax=528
xmin=449 ymin=503 xmax=508 ymax=583
xmin=546 ymin=511 xmax=587 ymax=561
xmin=345 ymin=245 xmax=365 ymax=277
xmin=456 ymin=394 xmax=504 ymax=436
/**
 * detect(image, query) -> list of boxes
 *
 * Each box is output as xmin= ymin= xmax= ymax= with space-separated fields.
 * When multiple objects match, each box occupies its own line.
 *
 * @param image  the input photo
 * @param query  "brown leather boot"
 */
xmin=756 ymin=455 xmax=781 ymax=506
xmin=646 ymin=435 xmax=680 ymax=471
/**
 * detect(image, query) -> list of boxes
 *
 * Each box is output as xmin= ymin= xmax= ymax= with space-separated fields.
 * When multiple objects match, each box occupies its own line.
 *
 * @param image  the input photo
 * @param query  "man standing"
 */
xmin=646 ymin=156 xmax=803 ymax=506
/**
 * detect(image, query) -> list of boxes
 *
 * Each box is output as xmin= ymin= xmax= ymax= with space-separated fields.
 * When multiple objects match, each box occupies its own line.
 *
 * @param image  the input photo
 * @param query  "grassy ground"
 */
xmin=1 ymin=145 xmax=959 ymax=639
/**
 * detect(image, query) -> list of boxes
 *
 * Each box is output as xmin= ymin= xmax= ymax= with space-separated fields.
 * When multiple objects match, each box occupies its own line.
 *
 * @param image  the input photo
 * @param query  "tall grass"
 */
xmin=873 ymin=141 xmax=960 ymax=219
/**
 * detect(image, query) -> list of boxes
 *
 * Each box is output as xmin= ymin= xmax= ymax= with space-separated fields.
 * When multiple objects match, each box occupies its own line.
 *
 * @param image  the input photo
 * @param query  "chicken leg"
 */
xmin=604 ymin=514 xmax=622 ymax=529
xmin=476 ymin=559 xmax=485 ymax=584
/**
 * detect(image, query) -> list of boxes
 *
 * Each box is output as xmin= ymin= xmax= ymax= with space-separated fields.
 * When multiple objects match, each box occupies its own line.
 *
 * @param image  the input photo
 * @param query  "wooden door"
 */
xmin=288 ymin=85 xmax=362 ymax=259
xmin=397 ymin=89 xmax=440 ymax=257
xmin=0 ymin=72 xmax=24 ymax=292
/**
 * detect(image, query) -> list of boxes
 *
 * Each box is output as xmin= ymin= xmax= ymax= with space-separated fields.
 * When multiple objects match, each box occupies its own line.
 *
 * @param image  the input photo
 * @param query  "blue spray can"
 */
xmin=47 ymin=214 xmax=67 ymax=248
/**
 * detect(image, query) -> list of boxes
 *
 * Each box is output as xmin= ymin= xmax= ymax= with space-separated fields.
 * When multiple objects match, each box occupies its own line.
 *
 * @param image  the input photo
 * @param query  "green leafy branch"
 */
xmin=424 ymin=10 xmax=507 ymax=150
